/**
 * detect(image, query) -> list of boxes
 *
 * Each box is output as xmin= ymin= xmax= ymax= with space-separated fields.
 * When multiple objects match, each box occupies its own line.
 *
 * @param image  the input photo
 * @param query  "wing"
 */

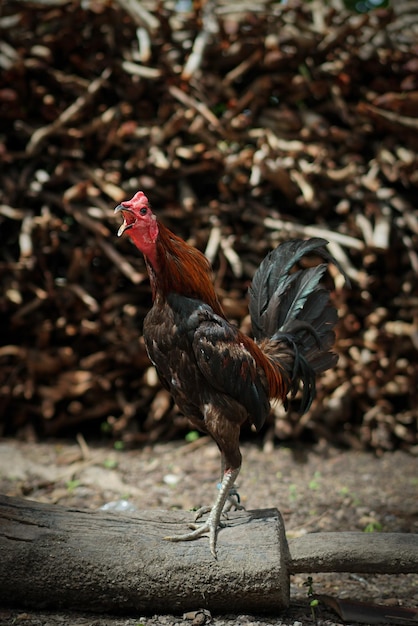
xmin=191 ymin=307 xmax=271 ymax=431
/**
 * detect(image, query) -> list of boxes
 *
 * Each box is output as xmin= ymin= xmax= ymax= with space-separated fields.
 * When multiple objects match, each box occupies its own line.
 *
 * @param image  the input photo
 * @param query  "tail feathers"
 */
xmin=249 ymin=238 xmax=334 ymax=338
xmin=263 ymin=265 xmax=328 ymax=338
xmin=249 ymin=238 xmax=343 ymax=413
xmin=278 ymin=288 xmax=338 ymax=370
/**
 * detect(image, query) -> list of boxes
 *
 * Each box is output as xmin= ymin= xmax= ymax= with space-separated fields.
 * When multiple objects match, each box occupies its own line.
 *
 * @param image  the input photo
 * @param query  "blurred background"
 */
xmin=1 ymin=0 xmax=417 ymax=452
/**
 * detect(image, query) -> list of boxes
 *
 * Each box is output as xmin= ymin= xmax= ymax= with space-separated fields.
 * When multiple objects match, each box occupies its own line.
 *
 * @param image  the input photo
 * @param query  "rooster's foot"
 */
xmin=164 ymin=509 xmax=222 ymax=558
xmin=222 ymin=485 xmax=245 ymax=516
xmin=193 ymin=505 xmax=212 ymax=521
xmin=192 ymin=488 xmax=244 ymax=523
xmin=164 ymin=467 xmax=241 ymax=558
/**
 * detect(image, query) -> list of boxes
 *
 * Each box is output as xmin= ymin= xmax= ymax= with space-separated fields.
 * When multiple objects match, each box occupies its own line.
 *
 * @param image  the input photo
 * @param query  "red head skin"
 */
xmin=115 ymin=191 xmax=160 ymax=268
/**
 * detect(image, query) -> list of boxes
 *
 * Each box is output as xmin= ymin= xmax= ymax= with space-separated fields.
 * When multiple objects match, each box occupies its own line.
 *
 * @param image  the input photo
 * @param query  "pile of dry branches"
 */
xmin=1 ymin=0 xmax=417 ymax=451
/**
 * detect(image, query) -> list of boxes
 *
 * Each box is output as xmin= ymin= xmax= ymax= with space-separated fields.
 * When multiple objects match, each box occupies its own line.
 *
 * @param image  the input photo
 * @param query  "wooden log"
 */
xmin=0 ymin=495 xmax=290 ymax=614
xmin=289 ymin=531 xmax=418 ymax=574
xmin=1 ymin=495 xmax=417 ymax=615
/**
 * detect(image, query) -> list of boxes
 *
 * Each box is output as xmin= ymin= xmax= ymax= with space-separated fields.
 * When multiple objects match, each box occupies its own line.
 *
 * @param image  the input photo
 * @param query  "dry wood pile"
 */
xmin=1 ymin=0 xmax=417 ymax=452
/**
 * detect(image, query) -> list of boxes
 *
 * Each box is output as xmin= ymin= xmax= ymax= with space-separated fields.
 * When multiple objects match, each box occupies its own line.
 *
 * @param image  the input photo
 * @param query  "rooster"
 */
xmin=115 ymin=191 xmax=343 ymax=557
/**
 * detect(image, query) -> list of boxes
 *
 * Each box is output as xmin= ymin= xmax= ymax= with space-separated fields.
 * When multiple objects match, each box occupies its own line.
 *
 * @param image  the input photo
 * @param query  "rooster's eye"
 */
xmin=139 ymin=207 xmax=147 ymax=215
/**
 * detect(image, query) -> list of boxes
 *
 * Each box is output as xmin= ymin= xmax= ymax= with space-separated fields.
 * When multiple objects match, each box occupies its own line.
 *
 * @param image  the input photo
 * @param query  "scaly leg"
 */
xmin=164 ymin=467 xmax=240 ymax=558
xmin=218 ymin=453 xmax=244 ymax=515
xmin=193 ymin=453 xmax=244 ymax=521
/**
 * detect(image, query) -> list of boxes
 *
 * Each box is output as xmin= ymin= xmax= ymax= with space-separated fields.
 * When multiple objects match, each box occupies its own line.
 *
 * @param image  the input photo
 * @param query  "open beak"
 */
xmin=114 ymin=204 xmax=134 ymax=237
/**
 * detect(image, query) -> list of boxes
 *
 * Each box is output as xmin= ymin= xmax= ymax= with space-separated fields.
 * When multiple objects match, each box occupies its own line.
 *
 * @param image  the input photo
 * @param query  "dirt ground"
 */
xmin=0 ymin=437 xmax=417 ymax=626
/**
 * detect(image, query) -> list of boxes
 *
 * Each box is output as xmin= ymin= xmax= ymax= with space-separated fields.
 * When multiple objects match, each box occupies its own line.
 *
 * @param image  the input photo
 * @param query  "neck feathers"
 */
xmin=147 ymin=221 xmax=224 ymax=317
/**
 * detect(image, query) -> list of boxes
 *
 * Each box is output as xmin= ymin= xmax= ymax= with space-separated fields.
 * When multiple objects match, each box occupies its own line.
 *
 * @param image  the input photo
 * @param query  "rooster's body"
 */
xmin=115 ymin=191 xmax=342 ymax=556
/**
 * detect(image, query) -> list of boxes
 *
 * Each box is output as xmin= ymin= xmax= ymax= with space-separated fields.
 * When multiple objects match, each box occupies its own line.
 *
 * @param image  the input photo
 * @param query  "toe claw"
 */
xmin=164 ymin=511 xmax=221 ymax=558
xmin=193 ymin=505 xmax=212 ymax=522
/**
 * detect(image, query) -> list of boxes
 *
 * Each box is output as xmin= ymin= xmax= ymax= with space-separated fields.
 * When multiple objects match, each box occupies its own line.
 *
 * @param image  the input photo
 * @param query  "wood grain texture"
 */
xmin=2 ymin=495 xmax=416 ymax=615
xmin=0 ymin=495 xmax=290 ymax=614
xmin=289 ymin=531 xmax=418 ymax=574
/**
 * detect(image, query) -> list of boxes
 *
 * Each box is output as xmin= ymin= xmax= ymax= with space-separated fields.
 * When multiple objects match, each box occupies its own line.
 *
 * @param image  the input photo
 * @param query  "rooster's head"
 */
xmin=114 ymin=191 xmax=160 ymax=265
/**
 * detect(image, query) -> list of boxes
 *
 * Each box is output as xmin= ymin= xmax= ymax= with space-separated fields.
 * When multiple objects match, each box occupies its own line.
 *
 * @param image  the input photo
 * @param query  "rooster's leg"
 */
xmin=218 ymin=453 xmax=244 ymax=514
xmin=164 ymin=466 xmax=240 ymax=558
xmin=193 ymin=453 xmax=244 ymax=521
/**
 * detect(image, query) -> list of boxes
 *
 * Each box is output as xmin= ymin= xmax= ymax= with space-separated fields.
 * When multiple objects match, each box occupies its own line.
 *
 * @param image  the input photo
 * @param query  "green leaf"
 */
xmin=364 ymin=521 xmax=383 ymax=533
xmin=103 ymin=458 xmax=118 ymax=469
xmin=66 ymin=479 xmax=80 ymax=493
xmin=185 ymin=430 xmax=200 ymax=443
